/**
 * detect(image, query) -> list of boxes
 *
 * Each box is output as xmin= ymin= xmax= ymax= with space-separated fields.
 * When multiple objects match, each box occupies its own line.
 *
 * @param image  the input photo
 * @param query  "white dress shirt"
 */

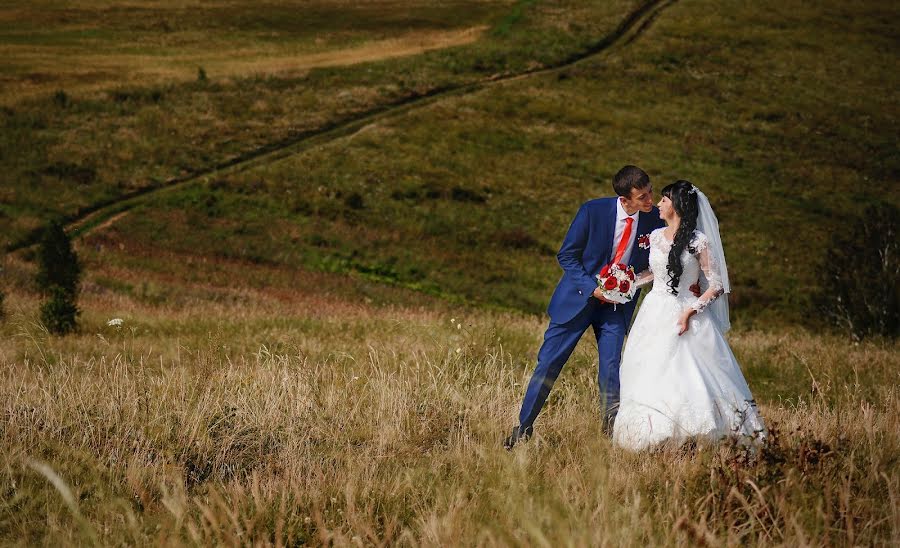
xmin=611 ymin=198 xmax=639 ymax=265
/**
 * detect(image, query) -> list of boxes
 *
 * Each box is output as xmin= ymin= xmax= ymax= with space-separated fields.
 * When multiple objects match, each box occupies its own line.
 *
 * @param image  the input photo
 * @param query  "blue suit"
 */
xmin=519 ymin=197 xmax=665 ymax=430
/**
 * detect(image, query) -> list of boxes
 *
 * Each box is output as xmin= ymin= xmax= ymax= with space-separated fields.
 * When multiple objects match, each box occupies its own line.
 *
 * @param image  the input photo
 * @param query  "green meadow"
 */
xmin=1 ymin=0 xmax=898 ymax=544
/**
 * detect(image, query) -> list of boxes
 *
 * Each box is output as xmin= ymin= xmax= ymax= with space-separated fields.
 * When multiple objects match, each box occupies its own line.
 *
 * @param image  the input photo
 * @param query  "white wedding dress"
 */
xmin=612 ymin=228 xmax=765 ymax=450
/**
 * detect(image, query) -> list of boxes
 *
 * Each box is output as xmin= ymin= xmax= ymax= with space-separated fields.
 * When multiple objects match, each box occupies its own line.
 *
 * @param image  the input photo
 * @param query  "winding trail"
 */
xmin=8 ymin=0 xmax=676 ymax=251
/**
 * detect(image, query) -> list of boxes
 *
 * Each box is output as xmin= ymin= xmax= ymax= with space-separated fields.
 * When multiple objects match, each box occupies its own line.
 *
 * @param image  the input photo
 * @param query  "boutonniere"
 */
xmin=637 ymin=234 xmax=651 ymax=250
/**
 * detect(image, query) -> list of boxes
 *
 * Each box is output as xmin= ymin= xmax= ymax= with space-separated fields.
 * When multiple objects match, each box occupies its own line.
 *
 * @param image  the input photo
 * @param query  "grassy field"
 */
xmin=0 ymin=0 xmax=514 ymax=103
xmin=2 ymin=0 xmax=899 ymax=544
xmin=1 ymin=272 xmax=898 ymax=545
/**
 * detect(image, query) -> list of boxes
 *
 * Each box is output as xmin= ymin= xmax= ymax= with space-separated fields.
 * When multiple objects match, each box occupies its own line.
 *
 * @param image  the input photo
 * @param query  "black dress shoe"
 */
xmin=503 ymin=425 xmax=533 ymax=450
xmin=602 ymin=407 xmax=618 ymax=438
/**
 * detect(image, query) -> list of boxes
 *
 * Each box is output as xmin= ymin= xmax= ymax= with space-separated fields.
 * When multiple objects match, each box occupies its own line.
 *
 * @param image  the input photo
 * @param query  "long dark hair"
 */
xmin=661 ymin=180 xmax=700 ymax=295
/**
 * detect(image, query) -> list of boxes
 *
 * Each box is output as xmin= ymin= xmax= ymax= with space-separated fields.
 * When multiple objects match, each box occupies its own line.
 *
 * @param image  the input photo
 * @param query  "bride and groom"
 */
xmin=505 ymin=165 xmax=765 ymax=450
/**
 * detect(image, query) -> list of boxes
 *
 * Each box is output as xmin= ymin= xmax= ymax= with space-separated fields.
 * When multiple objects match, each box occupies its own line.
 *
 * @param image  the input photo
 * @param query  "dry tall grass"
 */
xmin=1 ymin=285 xmax=897 ymax=545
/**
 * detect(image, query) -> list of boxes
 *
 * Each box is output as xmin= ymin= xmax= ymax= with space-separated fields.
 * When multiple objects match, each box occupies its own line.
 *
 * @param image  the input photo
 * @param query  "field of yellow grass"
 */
xmin=1 ymin=254 xmax=897 ymax=545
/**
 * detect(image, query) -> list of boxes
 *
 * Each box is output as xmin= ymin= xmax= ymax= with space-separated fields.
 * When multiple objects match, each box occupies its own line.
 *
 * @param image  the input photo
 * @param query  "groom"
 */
xmin=505 ymin=165 xmax=665 ymax=449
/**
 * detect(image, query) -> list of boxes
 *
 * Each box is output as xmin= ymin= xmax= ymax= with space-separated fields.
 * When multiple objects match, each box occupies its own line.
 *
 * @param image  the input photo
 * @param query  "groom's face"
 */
xmin=621 ymin=184 xmax=654 ymax=215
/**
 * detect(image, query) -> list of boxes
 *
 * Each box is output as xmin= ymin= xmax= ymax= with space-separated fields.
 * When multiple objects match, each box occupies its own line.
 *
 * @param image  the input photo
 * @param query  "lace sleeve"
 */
xmin=689 ymin=232 xmax=725 ymax=313
xmin=634 ymin=269 xmax=654 ymax=288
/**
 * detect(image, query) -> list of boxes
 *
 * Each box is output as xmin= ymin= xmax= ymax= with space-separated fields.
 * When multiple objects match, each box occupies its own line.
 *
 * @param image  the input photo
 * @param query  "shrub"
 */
xmin=40 ymin=285 xmax=78 ymax=335
xmin=816 ymin=203 xmax=899 ymax=340
xmin=344 ymin=192 xmax=364 ymax=210
xmin=53 ymin=89 xmax=69 ymax=108
xmin=36 ymin=221 xmax=81 ymax=335
xmin=36 ymin=221 xmax=80 ymax=294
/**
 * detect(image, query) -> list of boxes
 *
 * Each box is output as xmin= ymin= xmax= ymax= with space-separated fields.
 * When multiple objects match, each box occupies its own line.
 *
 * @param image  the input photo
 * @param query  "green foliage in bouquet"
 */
xmin=816 ymin=203 xmax=899 ymax=340
xmin=36 ymin=220 xmax=81 ymax=335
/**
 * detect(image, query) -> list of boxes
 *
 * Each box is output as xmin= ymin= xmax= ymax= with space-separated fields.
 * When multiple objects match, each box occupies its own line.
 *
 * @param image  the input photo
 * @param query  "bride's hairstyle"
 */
xmin=661 ymin=180 xmax=700 ymax=295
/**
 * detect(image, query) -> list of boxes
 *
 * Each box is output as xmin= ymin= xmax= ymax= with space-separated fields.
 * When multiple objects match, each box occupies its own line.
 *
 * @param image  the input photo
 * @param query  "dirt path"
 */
xmin=10 ymin=0 xmax=677 ymax=249
xmin=90 ymin=211 xmax=129 ymax=234
xmin=219 ymin=26 xmax=489 ymax=74
xmin=0 ymin=26 xmax=488 ymax=105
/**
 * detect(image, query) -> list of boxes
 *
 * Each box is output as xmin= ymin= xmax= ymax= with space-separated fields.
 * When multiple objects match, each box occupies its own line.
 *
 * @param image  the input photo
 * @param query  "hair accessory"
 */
xmin=688 ymin=185 xmax=699 ymax=195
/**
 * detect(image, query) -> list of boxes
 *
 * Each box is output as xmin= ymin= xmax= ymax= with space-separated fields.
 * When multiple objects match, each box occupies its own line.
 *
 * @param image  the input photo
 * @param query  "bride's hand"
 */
xmin=677 ymin=310 xmax=695 ymax=336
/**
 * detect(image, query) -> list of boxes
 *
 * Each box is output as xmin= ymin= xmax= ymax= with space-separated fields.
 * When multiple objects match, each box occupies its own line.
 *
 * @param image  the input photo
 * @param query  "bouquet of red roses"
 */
xmin=595 ymin=263 xmax=636 ymax=304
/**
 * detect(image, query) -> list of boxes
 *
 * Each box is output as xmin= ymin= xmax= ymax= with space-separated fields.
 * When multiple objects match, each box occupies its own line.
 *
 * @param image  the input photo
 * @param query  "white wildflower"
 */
xmin=457 ymin=323 xmax=462 ymax=330
xmin=455 ymin=348 xmax=461 ymax=354
xmin=107 ymin=318 xmax=124 ymax=328
xmin=450 ymin=318 xmax=456 ymax=323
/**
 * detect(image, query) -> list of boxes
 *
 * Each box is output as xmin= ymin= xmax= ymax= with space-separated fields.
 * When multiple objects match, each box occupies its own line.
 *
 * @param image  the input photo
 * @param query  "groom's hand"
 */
xmin=592 ymin=287 xmax=614 ymax=303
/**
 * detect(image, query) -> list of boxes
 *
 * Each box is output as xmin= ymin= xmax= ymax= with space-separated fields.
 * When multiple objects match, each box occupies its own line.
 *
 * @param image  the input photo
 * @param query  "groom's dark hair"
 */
xmin=612 ymin=165 xmax=650 ymax=196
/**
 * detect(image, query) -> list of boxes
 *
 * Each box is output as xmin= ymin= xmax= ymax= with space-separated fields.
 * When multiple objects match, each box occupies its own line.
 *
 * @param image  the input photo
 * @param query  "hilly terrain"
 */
xmin=1 ymin=0 xmax=898 ymax=545
xmin=3 ymin=0 xmax=896 ymax=326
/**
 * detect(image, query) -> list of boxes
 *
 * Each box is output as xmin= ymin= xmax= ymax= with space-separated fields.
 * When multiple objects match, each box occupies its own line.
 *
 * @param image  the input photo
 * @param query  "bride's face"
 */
xmin=657 ymin=196 xmax=678 ymax=223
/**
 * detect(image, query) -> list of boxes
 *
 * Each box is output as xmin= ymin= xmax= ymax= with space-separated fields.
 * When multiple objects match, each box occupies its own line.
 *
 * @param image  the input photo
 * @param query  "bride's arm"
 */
xmin=634 ymin=269 xmax=654 ymax=288
xmin=690 ymin=243 xmax=725 ymax=313
xmin=677 ymin=237 xmax=725 ymax=335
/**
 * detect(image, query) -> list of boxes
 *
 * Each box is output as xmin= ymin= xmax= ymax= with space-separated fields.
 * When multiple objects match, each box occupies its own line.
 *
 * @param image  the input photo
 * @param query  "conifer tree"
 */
xmin=36 ymin=220 xmax=80 ymax=334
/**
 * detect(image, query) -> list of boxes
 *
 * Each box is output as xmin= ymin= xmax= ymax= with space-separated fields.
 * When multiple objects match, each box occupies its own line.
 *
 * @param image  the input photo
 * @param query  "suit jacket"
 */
xmin=547 ymin=197 xmax=665 ymax=325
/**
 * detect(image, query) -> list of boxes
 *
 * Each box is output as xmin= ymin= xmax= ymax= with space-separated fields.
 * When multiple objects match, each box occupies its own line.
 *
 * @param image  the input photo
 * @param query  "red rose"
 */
xmin=599 ymin=264 xmax=611 ymax=278
xmin=616 ymin=263 xmax=626 ymax=271
xmin=603 ymin=277 xmax=618 ymax=290
xmin=619 ymin=279 xmax=631 ymax=292
xmin=627 ymin=270 xmax=635 ymax=280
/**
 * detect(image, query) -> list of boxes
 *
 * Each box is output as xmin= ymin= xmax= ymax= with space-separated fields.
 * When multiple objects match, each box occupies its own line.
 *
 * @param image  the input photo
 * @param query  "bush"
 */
xmin=344 ymin=192 xmax=364 ymax=210
xmin=36 ymin=220 xmax=81 ymax=296
xmin=36 ymin=221 xmax=81 ymax=335
xmin=53 ymin=89 xmax=69 ymax=108
xmin=40 ymin=285 xmax=78 ymax=335
xmin=816 ymin=203 xmax=899 ymax=340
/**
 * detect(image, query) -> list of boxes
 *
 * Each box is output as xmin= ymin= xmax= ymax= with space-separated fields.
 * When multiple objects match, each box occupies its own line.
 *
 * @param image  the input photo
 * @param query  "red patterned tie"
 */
xmin=611 ymin=217 xmax=634 ymax=265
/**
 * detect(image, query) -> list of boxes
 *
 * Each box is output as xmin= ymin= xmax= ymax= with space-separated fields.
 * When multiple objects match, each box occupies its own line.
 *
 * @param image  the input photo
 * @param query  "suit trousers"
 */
xmin=518 ymin=299 xmax=627 ymax=430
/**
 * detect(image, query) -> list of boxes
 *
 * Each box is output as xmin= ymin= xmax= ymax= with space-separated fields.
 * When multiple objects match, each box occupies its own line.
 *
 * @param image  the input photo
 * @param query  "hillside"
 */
xmin=1 ymin=1 xmax=898 ymax=543
xmin=2 ymin=0 xmax=894 ymax=326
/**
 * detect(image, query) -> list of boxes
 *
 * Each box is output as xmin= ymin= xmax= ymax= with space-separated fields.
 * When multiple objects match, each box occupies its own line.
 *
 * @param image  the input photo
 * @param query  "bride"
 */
xmin=612 ymin=180 xmax=765 ymax=450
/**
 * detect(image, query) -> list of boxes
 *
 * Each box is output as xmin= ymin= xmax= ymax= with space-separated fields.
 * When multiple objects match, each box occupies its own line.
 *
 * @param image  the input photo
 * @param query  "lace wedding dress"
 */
xmin=612 ymin=228 xmax=765 ymax=450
